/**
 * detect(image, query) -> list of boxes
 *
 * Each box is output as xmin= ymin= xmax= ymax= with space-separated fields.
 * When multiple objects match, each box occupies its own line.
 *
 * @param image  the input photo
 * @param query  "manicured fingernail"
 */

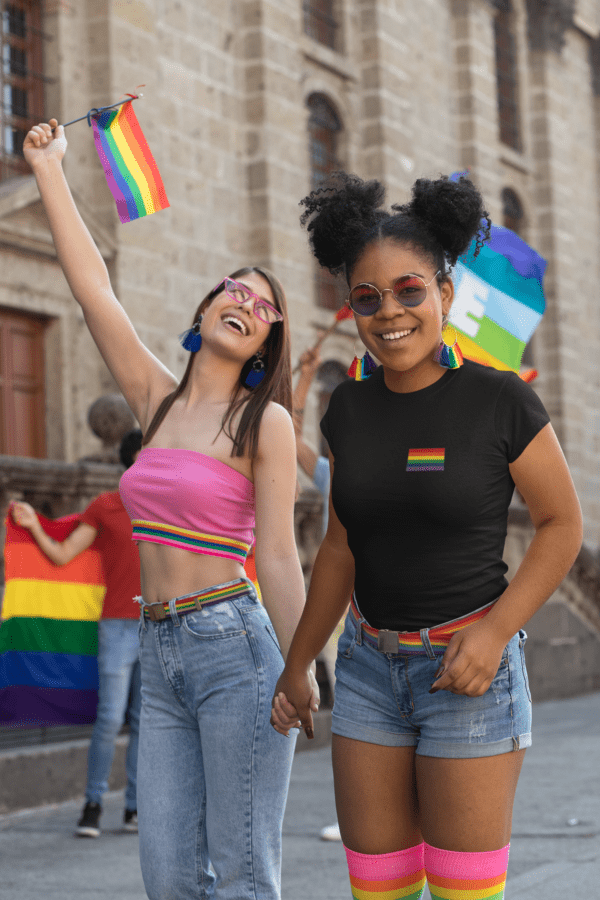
xmin=434 ymin=665 xmax=445 ymax=679
xmin=305 ymin=727 xmax=314 ymax=739
xmin=429 ymin=687 xmax=438 ymax=694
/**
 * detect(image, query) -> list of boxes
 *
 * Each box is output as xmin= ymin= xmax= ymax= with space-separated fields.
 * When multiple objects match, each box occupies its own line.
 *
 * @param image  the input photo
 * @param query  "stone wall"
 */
xmin=505 ymin=504 xmax=600 ymax=701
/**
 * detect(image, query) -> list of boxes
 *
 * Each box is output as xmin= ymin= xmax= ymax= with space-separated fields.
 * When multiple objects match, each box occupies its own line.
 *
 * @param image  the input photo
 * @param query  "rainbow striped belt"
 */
xmin=349 ymin=596 xmax=496 ymax=656
xmin=132 ymin=520 xmax=251 ymax=563
xmin=142 ymin=579 xmax=251 ymax=622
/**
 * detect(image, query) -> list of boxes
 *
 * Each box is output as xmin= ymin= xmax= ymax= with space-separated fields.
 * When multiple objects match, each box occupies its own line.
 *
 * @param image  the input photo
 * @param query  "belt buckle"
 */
xmin=377 ymin=630 xmax=399 ymax=653
xmin=147 ymin=603 xmax=167 ymax=622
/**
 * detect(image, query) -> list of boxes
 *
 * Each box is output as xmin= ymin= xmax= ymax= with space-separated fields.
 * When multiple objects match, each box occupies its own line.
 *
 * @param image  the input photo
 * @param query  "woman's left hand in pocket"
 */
xmin=429 ymin=620 xmax=509 ymax=697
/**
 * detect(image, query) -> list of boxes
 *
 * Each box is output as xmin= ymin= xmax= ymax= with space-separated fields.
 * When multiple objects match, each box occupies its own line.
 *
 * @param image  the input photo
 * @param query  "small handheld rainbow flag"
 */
xmin=90 ymin=98 xmax=169 ymax=224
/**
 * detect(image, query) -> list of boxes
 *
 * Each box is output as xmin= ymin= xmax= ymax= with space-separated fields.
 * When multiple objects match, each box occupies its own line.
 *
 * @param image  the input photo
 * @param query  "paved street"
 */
xmin=0 ymin=692 xmax=598 ymax=899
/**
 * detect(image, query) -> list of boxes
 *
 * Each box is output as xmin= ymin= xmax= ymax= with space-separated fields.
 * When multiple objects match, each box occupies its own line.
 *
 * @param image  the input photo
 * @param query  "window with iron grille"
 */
xmin=494 ymin=1 xmax=521 ymax=152
xmin=303 ymin=0 xmax=338 ymax=51
xmin=307 ymin=94 xmax=346 ymax=310
xmin=1 ymin=1 xmax=46 ymax=181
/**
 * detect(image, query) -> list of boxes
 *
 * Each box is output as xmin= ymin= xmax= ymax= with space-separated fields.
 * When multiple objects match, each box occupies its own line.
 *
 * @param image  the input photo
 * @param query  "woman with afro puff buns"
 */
xmin=271 ymin=172 xmax=582 ymax=900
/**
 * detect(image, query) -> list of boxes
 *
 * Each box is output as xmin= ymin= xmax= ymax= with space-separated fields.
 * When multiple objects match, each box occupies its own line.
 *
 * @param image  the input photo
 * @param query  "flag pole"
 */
xmin=292 ymin=306 xmax=354 ymax=374
xmin=53 ymin=94 xmax=142 ymax=130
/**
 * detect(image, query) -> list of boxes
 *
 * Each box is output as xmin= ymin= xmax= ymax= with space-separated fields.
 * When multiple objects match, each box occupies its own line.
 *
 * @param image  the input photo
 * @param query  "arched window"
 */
xmin=317 ymin=359 xmax=348 ymax=456
xmin=303 ymin=0 xmax=338 ymax=51
xmin=308 ymin=93 xmax=341 ymax=189
xmin=494 ymin=1 xmax=521 ymax=152
xmin=501 ymin=187 xmax=533 ymax=366
xmin=502 ymin=187 xmax=524 ymax=235
xmin=307 ymin=94 xmax=345 ymax=309
xmin=0 ymin=1 xmax=46 ymax=180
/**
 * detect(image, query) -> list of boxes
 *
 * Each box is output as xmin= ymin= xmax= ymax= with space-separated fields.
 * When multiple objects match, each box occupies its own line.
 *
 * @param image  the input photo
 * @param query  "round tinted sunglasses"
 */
xmin=213 ymin=277 xmax=283 ymax=325
xmin=347 ymin=271 xmax=441 ymax=317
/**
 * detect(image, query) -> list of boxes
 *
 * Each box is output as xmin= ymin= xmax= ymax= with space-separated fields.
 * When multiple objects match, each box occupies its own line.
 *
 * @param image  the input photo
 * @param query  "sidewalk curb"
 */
xmin=0 ymin=710 xmax=332 ymax=814
xmin=0 ymin=735 xmax=129 ymax=815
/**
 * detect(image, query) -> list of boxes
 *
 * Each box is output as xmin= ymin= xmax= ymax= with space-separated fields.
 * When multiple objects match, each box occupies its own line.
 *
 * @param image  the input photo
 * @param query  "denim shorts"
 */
xmin=332 ymin=607 xmax=532 ymax=758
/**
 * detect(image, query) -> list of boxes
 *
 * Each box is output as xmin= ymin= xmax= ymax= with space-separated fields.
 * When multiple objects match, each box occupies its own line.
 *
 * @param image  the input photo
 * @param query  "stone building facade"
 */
xmin=0 ymin=0 xmax=599 ymax=543
xmin=0 ymin=1 xmax=600 ymax=699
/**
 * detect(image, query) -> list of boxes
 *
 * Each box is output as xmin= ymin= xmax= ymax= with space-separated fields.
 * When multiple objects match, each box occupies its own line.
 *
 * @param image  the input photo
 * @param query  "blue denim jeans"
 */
xmin=137 ymin=580 xmax=296 ymax=900
xmin=333 ymin=608 xmax=532 ymax=757
xmin=86 ymin=618 xmax=141 ymax=810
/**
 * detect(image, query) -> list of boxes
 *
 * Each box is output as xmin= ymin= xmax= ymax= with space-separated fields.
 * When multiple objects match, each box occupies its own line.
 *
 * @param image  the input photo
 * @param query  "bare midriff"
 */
xmin=137 ymin=541 xmax=247 ymax=605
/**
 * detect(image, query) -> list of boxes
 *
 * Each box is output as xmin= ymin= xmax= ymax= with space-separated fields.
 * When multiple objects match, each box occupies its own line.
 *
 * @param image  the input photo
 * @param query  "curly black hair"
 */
xmin=299 ymin=172 xmax=491 ymax=284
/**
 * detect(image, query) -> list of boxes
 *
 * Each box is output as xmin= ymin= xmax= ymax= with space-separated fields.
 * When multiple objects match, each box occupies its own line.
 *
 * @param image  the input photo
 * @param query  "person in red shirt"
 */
xmin=12 ymin=429 xmax=143 ymax=838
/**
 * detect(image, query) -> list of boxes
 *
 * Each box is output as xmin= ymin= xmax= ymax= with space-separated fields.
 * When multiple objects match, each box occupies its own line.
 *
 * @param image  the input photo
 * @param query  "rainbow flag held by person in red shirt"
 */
xmin=1 ymin=509 xmax=262 ymax=727
xmin=0 ymin=512 xmax=105 ymax=727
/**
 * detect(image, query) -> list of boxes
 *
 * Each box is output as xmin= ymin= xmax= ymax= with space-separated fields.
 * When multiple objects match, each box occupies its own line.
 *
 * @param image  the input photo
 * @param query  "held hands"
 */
xmin=271 ymin=665 xmax=320 ymax=739
xmin=430 ymin=618 xmax=510 ymax=697
xmin=23 ymin=120 xmax=67 ymax=170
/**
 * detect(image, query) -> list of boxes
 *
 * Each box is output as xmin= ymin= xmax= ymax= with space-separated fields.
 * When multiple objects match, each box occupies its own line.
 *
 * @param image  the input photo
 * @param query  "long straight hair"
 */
xmin=142 ymin=266 xmax=292 ymax=458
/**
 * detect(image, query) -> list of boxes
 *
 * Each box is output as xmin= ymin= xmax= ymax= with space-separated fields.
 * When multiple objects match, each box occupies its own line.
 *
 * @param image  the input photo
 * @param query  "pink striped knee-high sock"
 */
xmin=344 ymin=842 xmax=426 ymax=899
xmin=424 ymin=842 xmax=510 ymax=900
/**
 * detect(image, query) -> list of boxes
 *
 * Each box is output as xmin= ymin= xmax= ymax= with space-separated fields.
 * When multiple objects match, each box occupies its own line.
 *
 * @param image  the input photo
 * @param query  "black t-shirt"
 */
xmin=320 ymin=360 xmax=550 ymax=631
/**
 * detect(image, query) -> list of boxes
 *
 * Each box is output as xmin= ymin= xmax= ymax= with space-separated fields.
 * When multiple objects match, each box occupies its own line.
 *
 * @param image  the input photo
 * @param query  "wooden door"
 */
xmin=0 ymin=308 xmax=46 ymax=457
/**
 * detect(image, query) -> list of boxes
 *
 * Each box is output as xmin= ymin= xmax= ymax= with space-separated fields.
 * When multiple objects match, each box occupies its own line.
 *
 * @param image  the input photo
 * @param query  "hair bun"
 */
xmin=397 ymin=175 xmax=489 ymax=266
xmin=300 ymin=172 xmax=387 ymax=275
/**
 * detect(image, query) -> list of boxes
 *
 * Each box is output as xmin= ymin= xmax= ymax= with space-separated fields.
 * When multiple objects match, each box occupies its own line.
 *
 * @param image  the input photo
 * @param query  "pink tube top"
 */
xmin=119 ymin=448 xmax=255 ymax=562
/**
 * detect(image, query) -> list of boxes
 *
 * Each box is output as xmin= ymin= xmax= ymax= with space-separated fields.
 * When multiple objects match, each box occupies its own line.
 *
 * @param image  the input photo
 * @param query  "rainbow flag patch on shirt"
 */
xmin=406 ymin=448 xmax=445 ymax=472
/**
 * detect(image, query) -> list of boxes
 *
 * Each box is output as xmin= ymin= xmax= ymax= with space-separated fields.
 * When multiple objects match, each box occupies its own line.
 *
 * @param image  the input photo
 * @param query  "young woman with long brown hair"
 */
xmin=24 ymin=119 xmax=316 ymax=900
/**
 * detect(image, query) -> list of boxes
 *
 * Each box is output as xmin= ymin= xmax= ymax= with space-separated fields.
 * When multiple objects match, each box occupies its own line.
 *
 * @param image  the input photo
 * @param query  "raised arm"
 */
xmin=11 ymin=502 xmax=97 ymax=566
xmin=23 ymin=120 xmax=177 ymax=429
xmin=292 ymin=349 xmax=322 ymax=479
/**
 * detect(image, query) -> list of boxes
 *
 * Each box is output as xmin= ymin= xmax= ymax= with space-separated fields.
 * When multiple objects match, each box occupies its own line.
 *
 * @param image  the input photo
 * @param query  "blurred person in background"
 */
xmin=293 ymin=347 xmax=345 ymax=843
xmin=12 ymin=428 xmax=143 ymax=838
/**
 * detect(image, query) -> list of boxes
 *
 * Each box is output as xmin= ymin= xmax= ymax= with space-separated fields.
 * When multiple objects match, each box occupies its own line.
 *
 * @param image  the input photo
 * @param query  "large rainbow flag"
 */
xmin=91 ymin=99 xmax=169 ymax=224
xmin=449 ymin=223 xmax=546 ymax=373
xmin=0 ymin=513 xmax=105 ymax=727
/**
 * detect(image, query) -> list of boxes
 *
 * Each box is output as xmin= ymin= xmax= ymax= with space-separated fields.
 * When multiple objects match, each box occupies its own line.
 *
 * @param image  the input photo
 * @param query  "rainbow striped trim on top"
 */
xmin=349 ymin=598 xmax=495 ymax=656
xmin=406 ymin=448 xmax=445 ymax=472
xmin=131 ymin=520 xmax=250 ymax=562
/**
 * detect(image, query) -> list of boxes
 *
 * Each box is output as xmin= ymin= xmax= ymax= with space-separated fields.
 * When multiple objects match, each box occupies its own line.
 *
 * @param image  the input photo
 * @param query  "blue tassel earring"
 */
xmin=243 ymin=352 xmax=266 ymax=389
xmin=178 ymin=315 xmax=203 ymax=353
